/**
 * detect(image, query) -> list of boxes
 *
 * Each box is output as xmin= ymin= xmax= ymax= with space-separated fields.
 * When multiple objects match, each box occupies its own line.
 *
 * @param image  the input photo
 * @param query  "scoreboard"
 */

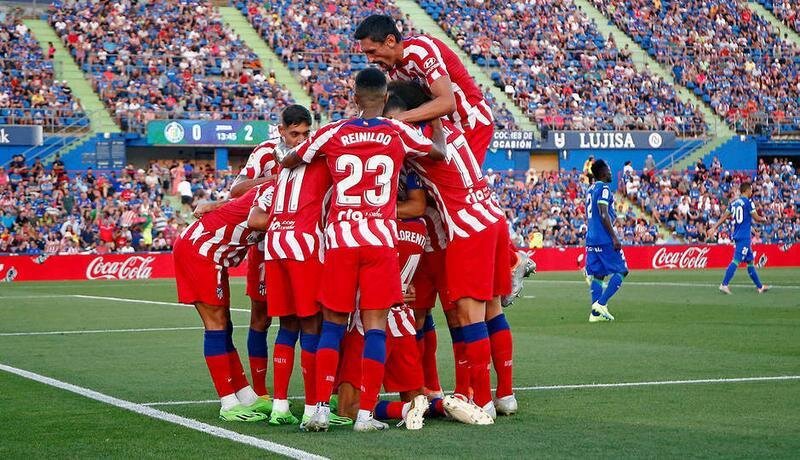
xmin=146 ymin=120 xmax=279 ymax=146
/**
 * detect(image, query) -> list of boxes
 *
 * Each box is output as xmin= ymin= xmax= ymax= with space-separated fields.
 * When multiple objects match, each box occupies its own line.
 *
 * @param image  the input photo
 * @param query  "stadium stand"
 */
xmin=591 ymin=0 xmax=800 ymax=134
xmin=489 ymin=167 xmax=660 ymax=248
xmin=620 ymin=158 xmax=799 ymax=244
xmin=417 ymin=0 xmax=707 ymax=134
xmin=0 ymin=12 xmax=88 ymax=129
xmin=0 ymin=158 xmax=254 ymax=254
xmin=240 ymin=0 xmax=520 ymax=127
xmin=48 ymin=0 xmax=293 ymax=131
xmin=764 ymin=0 xmax=800 ymax=35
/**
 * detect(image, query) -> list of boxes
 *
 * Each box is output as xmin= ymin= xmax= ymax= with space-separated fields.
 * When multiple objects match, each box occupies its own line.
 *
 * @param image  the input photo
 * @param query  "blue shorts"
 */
xmin=733 ymin=241 xmax=754 ymax=264
xmin=586 ymin=244 xmax=629 ymax=278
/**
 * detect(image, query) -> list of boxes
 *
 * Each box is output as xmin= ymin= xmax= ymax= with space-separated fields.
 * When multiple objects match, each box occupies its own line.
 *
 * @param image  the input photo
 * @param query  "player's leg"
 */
xmin=720 ymin=244 xmax=745 ymax=293
xmin=245 ymin=250 xmax=271 ymax=409
xmin=304 ymin=247 xmax=358 ymax=432
xmin=195 ymin=302 xmax=266 ymax=422
xmin=298 ymin=313 xmax=322 ymax=424
xmin=486 ymin=297 xmax=516 ymax=415
xmin=269 ymin=315 xmax=299 ymax=424
xmin=740 ymin=245 xmax=768 ymax=292
xmin=456 ymin=298 xmax=494 ymax=418
xmin=419 ymin=310 xmax=442 ymax=396
xmin=355 ymin=308 xmax=390 ymax=431
xmin=445 ymin=308 xmax=471 ymax=398
xmin=246 ymin=298 xmax=273 ymax=413
xmin=586 ymin=245 xmax=620 ymax=321
xmin=374 ymin=335 xmax=428 ymax=430
xmin=334 ymin=328 xmax=364 ymax=421
xmin=487 ymin=222 xmax=515 ymax=413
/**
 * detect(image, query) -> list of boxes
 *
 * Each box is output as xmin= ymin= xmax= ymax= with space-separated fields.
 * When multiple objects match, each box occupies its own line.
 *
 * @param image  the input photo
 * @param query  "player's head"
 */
xmin=354 ymin=67 xmax=388 ymax=111
xmin=740 ymin=181 xmax=753 ymax=197
xmin=590 ymin=159 xmax=612 ymax=182
xmin=278 ymin=104 xmax=312 ymax=148
xmin=383 ymin=94 xmax=407 ymax=118
xmin=387 ymin=80 xmax=431 ymax=109
xmin=354 ymin=15 xmax=402 ymax=70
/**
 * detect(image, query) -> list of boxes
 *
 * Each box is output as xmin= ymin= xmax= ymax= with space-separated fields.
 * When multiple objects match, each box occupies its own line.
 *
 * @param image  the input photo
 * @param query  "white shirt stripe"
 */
xmin=457 ymin=208 xmax=487 ymax=233
xmin=358 ymin=219 xmax=382 ymax=246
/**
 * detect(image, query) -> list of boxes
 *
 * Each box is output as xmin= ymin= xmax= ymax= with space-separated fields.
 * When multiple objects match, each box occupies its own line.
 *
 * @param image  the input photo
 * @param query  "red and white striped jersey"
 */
xmin=407 ymin=120 xmax=505 ymax=241
xmin=295 ymin=117 xmax=433 ymax=249
xmin=239 ymin=138 xmax=281 ymax=180
xmin=422 ymin=205 xmax=448 ymax=252
xmin=178 ymin=183 xmax=273 ymax=267
xmin=388 ymin=35 xmax=493 ymax=131
xmin=263 ymin=158 xmax=332 ymax=262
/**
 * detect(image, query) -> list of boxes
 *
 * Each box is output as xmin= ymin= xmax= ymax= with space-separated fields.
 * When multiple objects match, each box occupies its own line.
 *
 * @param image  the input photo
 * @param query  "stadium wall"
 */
xmin=1 ymin=244 xmax=797 ymax=282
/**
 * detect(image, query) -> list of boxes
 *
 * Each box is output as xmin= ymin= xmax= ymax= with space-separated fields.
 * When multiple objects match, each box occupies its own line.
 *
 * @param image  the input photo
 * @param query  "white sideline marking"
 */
xmin=525 ymin=279 xmax=800 ymax=289
xmin=72 ymin=294 xmax=252 ymax=313
xmin=141 ymin=375 xmax=800 ymax=406
xmin=0 ymin=325 xmax=251 ymax=337
xmin=512 ymin=375 xmax=800 ymax=391
xmin=0 ymin=363 xmax=327 ymax=460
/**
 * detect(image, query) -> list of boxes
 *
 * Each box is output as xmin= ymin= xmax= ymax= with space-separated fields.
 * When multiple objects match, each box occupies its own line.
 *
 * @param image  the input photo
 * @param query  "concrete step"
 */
xmin=24 ymin=19 xmax=119 ymax=133
xmin=217 ymin=6 xmax=315 ymax=119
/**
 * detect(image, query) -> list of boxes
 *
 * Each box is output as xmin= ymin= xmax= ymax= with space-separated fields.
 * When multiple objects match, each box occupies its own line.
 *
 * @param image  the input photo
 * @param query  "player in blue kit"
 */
xmin=707 ymin=182 xmax=769 ymax=294
xmin=585 ymin=160 xmax=628 ymax=322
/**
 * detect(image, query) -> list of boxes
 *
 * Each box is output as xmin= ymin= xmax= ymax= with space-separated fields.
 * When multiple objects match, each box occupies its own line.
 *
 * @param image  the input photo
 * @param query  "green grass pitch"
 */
xmin=1 ymin=268 xmax=799 ymax=458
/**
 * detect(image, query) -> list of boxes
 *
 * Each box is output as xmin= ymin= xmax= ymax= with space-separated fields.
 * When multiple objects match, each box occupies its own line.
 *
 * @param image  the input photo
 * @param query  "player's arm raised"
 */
xmin=395 ymin=76 xmax=456 ymax=124
xmin=230 ymin=175 xmax=272 ymax=198
xmin=597 ymin=201 xmax=621 ymax=251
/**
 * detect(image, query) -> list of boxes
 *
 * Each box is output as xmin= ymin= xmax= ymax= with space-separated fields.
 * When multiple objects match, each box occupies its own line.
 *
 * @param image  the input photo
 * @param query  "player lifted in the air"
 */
xmin=707 ymin=182 xmax=770 ymax=294
xmin=278 ymin=68 xmax=446 ymax=432
xmin=585 ymin=159 xmax=627 ymax=322
xmin=354 ymin=14 xmax=532 ymax=308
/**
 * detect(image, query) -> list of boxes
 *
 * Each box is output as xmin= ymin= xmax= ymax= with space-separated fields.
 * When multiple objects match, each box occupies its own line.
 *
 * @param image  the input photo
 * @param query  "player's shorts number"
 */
xmin=336 ymin=154 xmax=394 ymax=207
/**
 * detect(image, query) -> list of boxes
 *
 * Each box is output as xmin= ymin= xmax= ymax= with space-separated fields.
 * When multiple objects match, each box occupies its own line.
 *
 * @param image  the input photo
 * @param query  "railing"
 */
xmin=2 ymin=109 xmax=102 ymax=169
xmin=0 ymin=108 xmax=89 ymax=133
xmin=533 ymin=114 xmax=710 ymax=138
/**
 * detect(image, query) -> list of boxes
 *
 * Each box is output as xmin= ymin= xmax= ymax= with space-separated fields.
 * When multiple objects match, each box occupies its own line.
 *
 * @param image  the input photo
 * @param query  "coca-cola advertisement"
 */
xmin=0 ymin=244 xmax=797 ymax=282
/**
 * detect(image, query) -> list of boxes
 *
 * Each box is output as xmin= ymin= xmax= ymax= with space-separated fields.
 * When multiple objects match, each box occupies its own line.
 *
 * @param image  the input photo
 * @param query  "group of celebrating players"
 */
xmin=172 ymin=15 xmax=535 ymax=431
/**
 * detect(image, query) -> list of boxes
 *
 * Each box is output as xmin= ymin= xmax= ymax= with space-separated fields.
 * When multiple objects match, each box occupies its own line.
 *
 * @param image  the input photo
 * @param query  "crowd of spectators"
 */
xmin=592 ymin=0 xmax=800 ymax=133
xmin=0 ymin=155 xmax=247 ymax=255
xmin=241 ymin=0 xmax=412 ymax=122
xmin=49 ymin=0 xmax=293 ymax=130
xmin=421 ymin=0 xmax=706 ymax=135
xmin=0 ymin=11 xmax=87 ymax=128
xmin=622 ymin=157 xmax=799 ymax=244
xmin=490 ymin=167 xmax=660 ymax=248
xmin=768 ymin=1 xmax=800 ymax=36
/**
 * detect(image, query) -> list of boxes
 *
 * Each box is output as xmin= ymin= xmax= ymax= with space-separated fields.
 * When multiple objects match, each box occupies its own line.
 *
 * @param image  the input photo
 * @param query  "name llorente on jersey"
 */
xmin=398 ymin=229 xmax=426 ymax=247
xmin=340 ymin=132 xmax=392 ymax=146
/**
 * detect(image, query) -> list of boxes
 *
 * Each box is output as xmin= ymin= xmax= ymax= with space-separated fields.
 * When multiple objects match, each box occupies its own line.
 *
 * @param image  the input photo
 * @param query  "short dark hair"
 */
xmin=280 ymin=104 xmax=312 ymax=127
xmin=383 ymin=94 xmax=408 ymax=115
xmin=387 ymin=80 xmax=431 ymax=110
xmin=590 ymin=159 xmax=609 ymax=178
xmin=355 ymin=67 xmax=387 ymax=102
xmin=354 ymin=14 xmax=402 ymax=42
xmin=740 ymin=182 xmax=752 ymax=193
